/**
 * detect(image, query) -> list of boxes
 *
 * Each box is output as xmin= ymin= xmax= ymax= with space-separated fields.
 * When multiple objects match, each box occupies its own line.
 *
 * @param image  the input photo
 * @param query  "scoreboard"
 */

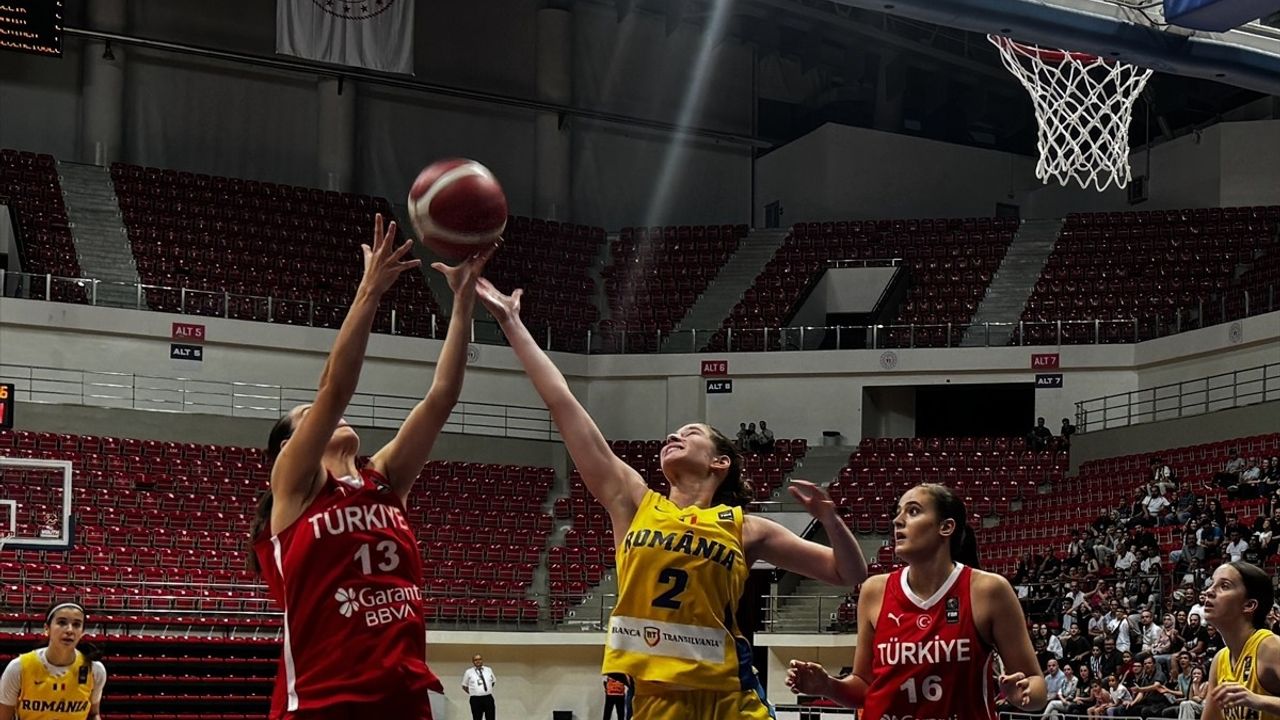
xmin=0 ymin=1 xmax=63 ymax=57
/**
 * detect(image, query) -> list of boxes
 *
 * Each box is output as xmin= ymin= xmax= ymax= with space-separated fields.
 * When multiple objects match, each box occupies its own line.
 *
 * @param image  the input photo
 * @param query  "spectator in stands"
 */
xmin=1171 ymin=524 xmax=1205 ymax=567
xmin=1255 ymin=517 xmax=1277 ymax=556
xmin=480 ymin=277 xmax=870 ymax=720
xmin=1088 ymin=674 xmax=1130 ymax=718
xmin=1175 ymin=665 xmax=1207 ymax=720
xmin=1100 ymin=638 xmax=1125 ymax=678
xmin=1042 ymin=662 xmax=1083 ymax=719
xmin=1173 ymin=487 xmax=1200 ymax=525
xmin=744 ymin=422 xmax=761 ymax=452
xmin=1152 ymin=614 xmax=1184 ymax=673
xmin=0 ymin=602 xmax=107 ymax=720
xmin=1093 ymin=528 xmax=1120 ymax=564
xmin=1138 ymin=610 xmax=1165 ymax=654
xmin=1183 ymin=611 xmax=1210 ymax=660
xmin=246 ymin=215 xmax=484 ymax=719
xmin=1225 ymin=529 xmax=1250 ymax=562
xmin=1114 ymin=543 xmax=1139 ymax=573
xmin=736 ymin=423 xmax=750 ymax=452
xmin=756 ymin=420 xmax=775 ymax=455
xmin=1042 ymin=659 xmax=1069 ymax=705
xmin=1061 ymin=670 xmax=1101 ymax=717
xmin=1217 ymin=448 xmax=1247 ymax=488
xmin=1151 ymin=457 xmax=1175 ymax=494
xmin=1140 ymin=547 xmax=1164 ymax=576
xmin=1126 ymin=656 xmax=1176 ymax=717
xmin=1198 ymin=518 xmax=1225 ymax=556
xmin=1063 ymin=623 xmax=1094 ymax=666
xmin=1029 ymin=417 xmax=1053 ymax=451
xmin=1228 ymin=457 xmax=1265 ymax=499
xmin=1060 ymin=418 xmax=1076 ymax=448
xmin=1201 ymin=622 xmax=1224 ymax=658
xmin=1136 ymin=484 xmax=1171 ymax=527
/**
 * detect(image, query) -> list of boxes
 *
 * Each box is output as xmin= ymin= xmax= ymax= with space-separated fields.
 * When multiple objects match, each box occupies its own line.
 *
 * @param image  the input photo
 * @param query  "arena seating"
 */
xmin=550 ymin=437 xmax=807 ymax=616
xmin=0 ymin=149 xmax=86 ymax=303
xmin=708 ymin=217 xmax=1015 ymax=351
xmin=0 ymin=430 xmax=552 ymax=626
xmin=0 ymin=631 xmax=275 ymax=718
xmin=1014 ymin=206 xmax=1280 ymax=345
xmin=110 ymin=162 xmax=441 ymax=336
xmin=598 ymin=225 xmax=746 ymax=352
xmin=978 ymin=432 xmax=1280 ymax=575
xmin=1219 ymin=241 xmax=1280 ymax=322
xmin=479 ymin=215 xmax=605 ymax=352
xmin=826 ymin=436 xmax=1068 ymax=537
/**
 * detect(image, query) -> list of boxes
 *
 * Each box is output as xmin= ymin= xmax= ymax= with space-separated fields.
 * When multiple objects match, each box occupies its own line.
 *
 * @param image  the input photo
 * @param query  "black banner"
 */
xmin=0 ymin=1 xmax=64 ymax=57
xmin=170 ymin=343 xmax=204 ymax=361
xmin=706 ymin=379 xmax=733 ymax=394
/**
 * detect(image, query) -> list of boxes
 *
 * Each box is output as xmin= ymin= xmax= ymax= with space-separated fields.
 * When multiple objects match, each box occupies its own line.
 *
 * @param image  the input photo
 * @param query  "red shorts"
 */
xmin=281 ymin=695 xmax=432 ymax=720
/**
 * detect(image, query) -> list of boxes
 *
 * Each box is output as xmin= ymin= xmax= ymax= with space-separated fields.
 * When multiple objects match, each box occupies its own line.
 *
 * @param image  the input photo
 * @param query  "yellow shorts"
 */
xmin=630 ymin=688 xmax=774 ymax=720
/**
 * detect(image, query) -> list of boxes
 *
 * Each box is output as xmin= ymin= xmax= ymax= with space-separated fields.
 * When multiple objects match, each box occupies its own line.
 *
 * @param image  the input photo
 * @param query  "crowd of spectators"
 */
xmin=999 ymin=451 xmax=1280 ymax=718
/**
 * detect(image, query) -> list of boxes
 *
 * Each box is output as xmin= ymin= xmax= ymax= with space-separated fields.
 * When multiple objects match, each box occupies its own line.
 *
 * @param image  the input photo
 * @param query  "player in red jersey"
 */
xmin=247 ymin=214 xmax=493 ymax=720
xmin=787 ymin=483 xmax=1046 ymax=719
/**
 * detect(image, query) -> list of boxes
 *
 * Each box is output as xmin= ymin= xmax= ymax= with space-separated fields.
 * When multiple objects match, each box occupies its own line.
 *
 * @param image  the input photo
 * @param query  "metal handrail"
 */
xmin=1075 ymin=362 xmax=1280 ymax=432
xmin=3 ymin=268 xmax=1277 ymax=353
xmin=0 ymin=363 xmax=555 ymax=440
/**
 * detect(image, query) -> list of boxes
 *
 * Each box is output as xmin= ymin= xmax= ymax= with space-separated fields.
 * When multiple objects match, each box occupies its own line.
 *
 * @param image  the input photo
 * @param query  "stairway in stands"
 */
xmin=961 ymin=218 xmax=1062 ymax=347
xmin=58 ymin=162 xmax=139 ymax=308
xmin=663 ymin=228 xmax=791 ymax=352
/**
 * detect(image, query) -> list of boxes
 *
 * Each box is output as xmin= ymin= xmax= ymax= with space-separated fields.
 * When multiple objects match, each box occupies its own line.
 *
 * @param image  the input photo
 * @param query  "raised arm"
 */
xmin=746 ymin=480 xmax=868 ymax=587
xmin=271 ymin=215 xmax=419 ymax=516
xmin=477 ymin=278 xmax=647 ymax=525
xmin=370 ymin=245 xmax=494 ymax=503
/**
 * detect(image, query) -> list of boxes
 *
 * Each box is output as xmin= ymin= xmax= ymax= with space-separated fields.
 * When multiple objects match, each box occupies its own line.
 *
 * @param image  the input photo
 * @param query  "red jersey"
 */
xmin=861 ymin=563 xmax=996 ymax=720
xmin=253 ymin=467 xmax=442 ymax=718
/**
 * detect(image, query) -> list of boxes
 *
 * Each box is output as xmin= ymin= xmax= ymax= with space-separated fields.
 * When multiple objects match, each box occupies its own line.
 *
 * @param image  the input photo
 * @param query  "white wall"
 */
xmin=753 ymin=123 xmax=1038 ymax=225
xmin=1 ymin=300 xmax=1276 ymax=446
xmin=1017 ymin=120 xmax=1280 ymax=217
xmin=0 ymin=0 xmax=755 ymax=228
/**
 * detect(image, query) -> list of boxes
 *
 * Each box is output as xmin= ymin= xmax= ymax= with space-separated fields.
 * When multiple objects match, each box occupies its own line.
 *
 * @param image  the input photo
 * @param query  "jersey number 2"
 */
xmin=652 ymin=568 xmax=689 ymax=609
xmin=354 ymin=541 xmax=400 ymax=575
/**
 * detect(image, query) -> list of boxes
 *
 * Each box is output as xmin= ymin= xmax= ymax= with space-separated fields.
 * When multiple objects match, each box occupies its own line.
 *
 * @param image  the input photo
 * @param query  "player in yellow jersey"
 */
xmin=1202 ymin=561 xmax=1280 ymax=720
xmin=0 ymin=603 xmax=106 ymax=720
xmin=479 ymin=280 xmax=869 ymax=720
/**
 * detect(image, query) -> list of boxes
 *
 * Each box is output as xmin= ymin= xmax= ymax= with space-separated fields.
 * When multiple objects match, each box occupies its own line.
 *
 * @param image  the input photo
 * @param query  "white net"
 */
xmin=989 ymin=35 xmax=1154 ymax=192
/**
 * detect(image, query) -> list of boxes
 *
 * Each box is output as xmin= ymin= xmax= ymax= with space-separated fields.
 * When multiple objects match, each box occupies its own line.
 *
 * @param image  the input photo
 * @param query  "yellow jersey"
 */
xmin=602 ymin=490 xmax=753 ymax=692
xmin=1212 ymin=628 xmax=1280 ymax=720
xmin=15 ymin=650 xmax=96 ymax=720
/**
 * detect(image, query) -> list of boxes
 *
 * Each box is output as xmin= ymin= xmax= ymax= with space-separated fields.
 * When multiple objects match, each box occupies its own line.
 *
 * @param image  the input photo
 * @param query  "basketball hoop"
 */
xmin=989 ymin=35 xmax=1154 ymax=192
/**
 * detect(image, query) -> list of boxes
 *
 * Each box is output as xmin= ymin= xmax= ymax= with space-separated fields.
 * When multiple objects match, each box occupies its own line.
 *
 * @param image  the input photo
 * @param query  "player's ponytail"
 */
xmin=248 ymin=412 xmax=296 ymax=573
xmin=919 ymin=483 xmax=982 ymax=569
xmin=706 ymin=425 xmax=752 ymax=508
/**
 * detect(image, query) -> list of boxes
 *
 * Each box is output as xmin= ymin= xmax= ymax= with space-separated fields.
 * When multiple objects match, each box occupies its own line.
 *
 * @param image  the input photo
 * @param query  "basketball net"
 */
xmin=989 ymin=35 xmax=1154 ymax=192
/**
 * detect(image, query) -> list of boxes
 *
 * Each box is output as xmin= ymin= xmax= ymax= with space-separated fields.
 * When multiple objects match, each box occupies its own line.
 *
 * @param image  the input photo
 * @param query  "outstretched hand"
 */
xmin=431 ymin=241 xmax=499 ymax=297
xmin=786 ymin=660 xmax=832 ymax=697
xmin=788 ymin=479 xmax=838 ymax=522
xmin=476 ymin=277 xmax=523 ymax=325
xmin=360 ymin=213 xmax=421 ymax=297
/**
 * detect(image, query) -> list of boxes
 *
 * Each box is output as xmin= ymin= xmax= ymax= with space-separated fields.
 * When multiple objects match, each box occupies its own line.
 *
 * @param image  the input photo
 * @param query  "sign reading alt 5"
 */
xmin=171 ymin=322 xmax=206 ymax=341
xmin=170 ymin=344 xmax=204 ymax=362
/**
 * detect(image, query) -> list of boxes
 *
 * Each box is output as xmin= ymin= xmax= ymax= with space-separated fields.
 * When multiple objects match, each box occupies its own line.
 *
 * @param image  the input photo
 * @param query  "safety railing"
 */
xmin=0 ymin=363 xmax=555 ymax=440
xmin=1075 ymin=362 xmax=1280 ymax=432
xmin=760 ymin=593 xmax=857 ymax=634
xmin=3 ymin=268 xmax=1277 ymax=353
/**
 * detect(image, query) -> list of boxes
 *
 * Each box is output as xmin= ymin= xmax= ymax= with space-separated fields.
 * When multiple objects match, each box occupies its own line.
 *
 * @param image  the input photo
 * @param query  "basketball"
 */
xmin=407 ymin=158 xmax=508 ymax=260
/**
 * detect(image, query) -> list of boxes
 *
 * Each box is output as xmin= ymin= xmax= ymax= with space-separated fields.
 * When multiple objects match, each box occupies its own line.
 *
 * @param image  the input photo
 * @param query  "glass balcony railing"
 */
xmin=3 ymin=269 xmax=1276 ymax=353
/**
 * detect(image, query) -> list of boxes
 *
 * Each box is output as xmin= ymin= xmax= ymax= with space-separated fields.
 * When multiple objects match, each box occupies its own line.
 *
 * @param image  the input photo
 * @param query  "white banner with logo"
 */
xmin=608 ymin=615 xmax=727 ymax=662
xmin=276 ymin=0 xmax=414 ymax=75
